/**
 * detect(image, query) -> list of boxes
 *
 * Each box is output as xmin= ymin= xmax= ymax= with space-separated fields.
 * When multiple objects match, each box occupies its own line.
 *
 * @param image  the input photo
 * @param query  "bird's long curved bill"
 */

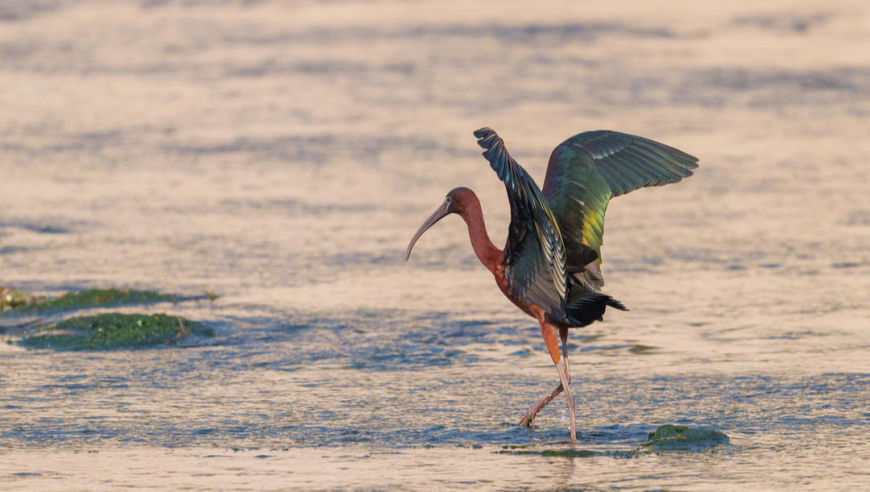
xmin=405 ymin=202 xmax=449 ymax=261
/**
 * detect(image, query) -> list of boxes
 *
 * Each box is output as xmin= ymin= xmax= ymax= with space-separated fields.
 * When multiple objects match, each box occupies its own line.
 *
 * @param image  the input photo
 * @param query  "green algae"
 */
xmin=499 ymin=448 xmax=606 ymax=458
xmin=1 ymin=288 xmax=172 ymax=316
xmin=17 ymin=313 xmax=214 ymax=351
xmin=642 ymin=424 xmax=729 ymax=451
xmin=496 ymin=425 xmax=729 ymax=459
xmin=540 ymin=449 xmax=595 ymax=458
xmin=499 ymin=448 xmax=644 ymax=459
xmin=498 ymin=446 xmax=596 ymax=458
xmin=0 ymin=287 xmax=42 ymax=311
xmin=204 ymin=288 xmax=218 ymax=301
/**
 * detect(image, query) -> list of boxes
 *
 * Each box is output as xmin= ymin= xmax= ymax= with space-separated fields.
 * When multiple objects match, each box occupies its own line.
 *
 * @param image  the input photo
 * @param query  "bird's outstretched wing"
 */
xmin=474 ymin=128 xmax=567 ymax=318
xmin=542 ymin=131 xmax=698 ymax=285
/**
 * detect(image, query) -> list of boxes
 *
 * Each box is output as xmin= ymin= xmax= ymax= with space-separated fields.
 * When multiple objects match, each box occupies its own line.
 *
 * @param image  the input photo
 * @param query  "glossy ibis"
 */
xmin=405 ymin=128 xmax=698 ymax=441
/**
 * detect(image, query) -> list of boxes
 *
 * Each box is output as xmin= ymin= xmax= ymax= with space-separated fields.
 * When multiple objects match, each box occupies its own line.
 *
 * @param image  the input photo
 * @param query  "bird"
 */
xmin=405 ymin=127 xmax=698 ymax=442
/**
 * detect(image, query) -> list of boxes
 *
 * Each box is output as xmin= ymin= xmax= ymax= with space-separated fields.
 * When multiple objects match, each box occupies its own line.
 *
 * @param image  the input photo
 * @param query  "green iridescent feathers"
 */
xmin=473 ymin=127 xmax=697 ymax=323
xmin=542 ymin=131 xmax=699 ymax=275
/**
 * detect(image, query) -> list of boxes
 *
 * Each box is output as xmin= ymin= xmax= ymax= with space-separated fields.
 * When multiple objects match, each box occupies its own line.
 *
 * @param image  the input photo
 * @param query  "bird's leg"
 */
xmin=555 ymin=358 xmax=577 ymax=442
xmin=519 ymin=382 xmax=563 ymax=428
xmin=519 ymin=329 xmax=572 ymax=429
xmin=542 ymin=320 xmax=576 ymax=442
xmin=520 ymin=317 xmax=564 ymax=428
xmin=560 ymin=327 xmax=571 ymax=385
xmin=520 ymin=317 xmax=577 ymax=442
xmin=558 ymin=326 xmax=577 ymax=442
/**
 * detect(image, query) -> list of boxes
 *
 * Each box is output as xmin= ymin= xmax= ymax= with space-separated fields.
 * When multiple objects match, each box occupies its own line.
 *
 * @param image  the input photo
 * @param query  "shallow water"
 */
xmin=1 ymin=0 xmax=869 ymax=490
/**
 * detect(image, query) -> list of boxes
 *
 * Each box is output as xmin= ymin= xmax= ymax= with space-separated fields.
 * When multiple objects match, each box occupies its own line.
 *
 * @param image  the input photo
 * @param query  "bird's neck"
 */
xmin=459 ymin=202 xmax=503 ymax=274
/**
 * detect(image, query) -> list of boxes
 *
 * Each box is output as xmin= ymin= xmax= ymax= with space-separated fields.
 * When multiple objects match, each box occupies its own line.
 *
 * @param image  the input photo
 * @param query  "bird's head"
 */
xmin=405 ymin=187 xmax=475 ymax=261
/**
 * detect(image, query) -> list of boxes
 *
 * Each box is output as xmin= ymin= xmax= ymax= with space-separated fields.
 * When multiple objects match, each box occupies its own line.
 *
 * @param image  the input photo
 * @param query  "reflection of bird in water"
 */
xmin=406 ymin=128 xmax=698 ymax=441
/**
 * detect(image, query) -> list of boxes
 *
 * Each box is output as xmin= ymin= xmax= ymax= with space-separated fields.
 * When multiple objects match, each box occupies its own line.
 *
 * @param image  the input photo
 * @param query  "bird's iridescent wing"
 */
xmin=542 ymin=131 xmax=698 ymax=284
xmin=474 ymin=128 xmax=567 ymax=316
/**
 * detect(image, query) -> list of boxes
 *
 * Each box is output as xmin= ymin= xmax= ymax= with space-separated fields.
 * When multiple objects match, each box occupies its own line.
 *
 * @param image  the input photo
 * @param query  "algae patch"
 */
xmin=642 ymin=424 xmax=729 ymax=451
xmin=539 ymin=449 xmax=595 ymax=458
xmin=498 ymin=446 xmax=596 ymax=458
xmin=0 ymin=287 xmax=42 ymax=311
xmin=628 ymin=344 xmax=657 ymax=355
xmin=497 ymin=424 xmax=729 ymax=459
xmin=1 ymin=288 xmax=172 ymax=316
xmin=18 ymin=313 xmax=214 ymax=350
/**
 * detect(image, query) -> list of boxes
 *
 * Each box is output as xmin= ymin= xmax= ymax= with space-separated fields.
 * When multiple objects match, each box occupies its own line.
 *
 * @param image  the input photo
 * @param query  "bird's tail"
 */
xmin=566 ymin=293 xmax=628 ymax=327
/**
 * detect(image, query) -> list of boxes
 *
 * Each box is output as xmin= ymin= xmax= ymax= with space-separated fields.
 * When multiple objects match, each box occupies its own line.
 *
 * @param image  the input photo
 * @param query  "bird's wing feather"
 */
xmin=474 ymin=128 xmax=567 ymax=317
xmin=542 ymin=130 xmax=698 ymax=285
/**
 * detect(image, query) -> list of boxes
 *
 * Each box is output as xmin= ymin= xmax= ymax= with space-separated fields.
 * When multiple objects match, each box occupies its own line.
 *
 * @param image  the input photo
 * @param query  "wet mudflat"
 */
xmin=1 ymin=0 xmax=869 ymax=490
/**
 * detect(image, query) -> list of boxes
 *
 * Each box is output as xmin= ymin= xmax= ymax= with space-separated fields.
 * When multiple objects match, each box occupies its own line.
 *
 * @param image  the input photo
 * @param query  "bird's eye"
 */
xmin=445 ymin=197 xmax=451 ymax=207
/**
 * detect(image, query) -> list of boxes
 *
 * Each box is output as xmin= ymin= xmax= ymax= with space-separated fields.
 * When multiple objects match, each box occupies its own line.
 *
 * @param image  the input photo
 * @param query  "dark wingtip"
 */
xmin=474 ymin=128 xmax=500 ymax=150
xmin=473 ymin=127 xmax=493 ymax=139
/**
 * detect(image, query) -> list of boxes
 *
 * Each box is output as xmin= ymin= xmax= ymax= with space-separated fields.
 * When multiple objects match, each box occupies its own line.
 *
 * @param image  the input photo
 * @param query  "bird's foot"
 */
xmin=518 ymin=412 xmax=537 ymax=429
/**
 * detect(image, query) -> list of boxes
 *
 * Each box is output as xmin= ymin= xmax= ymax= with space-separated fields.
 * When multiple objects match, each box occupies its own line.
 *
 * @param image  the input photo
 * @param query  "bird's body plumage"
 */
xmin=406 ymin=127 xmax=698 ymax=441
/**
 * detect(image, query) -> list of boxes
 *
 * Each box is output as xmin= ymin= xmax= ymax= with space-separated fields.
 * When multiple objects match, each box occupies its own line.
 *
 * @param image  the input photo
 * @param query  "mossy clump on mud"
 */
xmin=503 ymin=448 xmax=596 ymax=458
xmin=642 ymin=424 xmax=729 ymax=451
xmin=17 ymin=313 xmax=214 ymax=351
xmin=0 ymin=287 xmax=43 ymax=311
xmin=1 ymin=288 xmax=172 ymax=316
xmin=498 ymin=424 xmax=729 ymax=458
xmin=540 ymin=449 xmax=595 ymax=458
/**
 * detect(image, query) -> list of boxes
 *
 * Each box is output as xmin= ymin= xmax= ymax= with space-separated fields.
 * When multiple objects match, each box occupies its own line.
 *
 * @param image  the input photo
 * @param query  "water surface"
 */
xmin=1 ymin=0 xmax=869 ymax=490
